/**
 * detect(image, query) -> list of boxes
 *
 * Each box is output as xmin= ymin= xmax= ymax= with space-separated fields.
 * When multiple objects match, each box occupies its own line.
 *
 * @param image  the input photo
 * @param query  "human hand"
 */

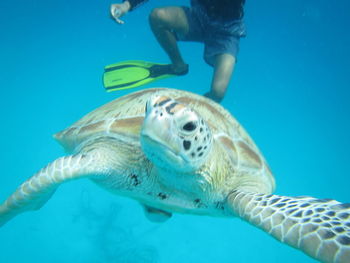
xmin=110 ymin=1 xmax=131 ymax=24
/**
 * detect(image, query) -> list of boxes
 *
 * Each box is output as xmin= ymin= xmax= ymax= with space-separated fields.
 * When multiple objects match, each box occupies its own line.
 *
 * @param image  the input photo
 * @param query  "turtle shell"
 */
xmin=54 ymin=88 xmax=257 ymax=155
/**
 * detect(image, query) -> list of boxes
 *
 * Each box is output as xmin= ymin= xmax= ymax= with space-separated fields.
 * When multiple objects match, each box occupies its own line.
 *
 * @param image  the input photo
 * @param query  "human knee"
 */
xmin=149 ymin=8 xmax=169 ymax=25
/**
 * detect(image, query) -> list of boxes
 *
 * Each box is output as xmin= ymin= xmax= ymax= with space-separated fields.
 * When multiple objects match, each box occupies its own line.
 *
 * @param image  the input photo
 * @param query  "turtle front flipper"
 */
xmin=0 ymin=152 xmax=101 ymax=227
xmin=226 ymin=191 xmax=350 ymax=263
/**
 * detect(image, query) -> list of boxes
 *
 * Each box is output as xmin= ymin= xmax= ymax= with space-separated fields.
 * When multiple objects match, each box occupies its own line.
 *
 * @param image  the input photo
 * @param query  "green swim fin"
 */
xmin=103 ymin=60 xmax=180 ymax=92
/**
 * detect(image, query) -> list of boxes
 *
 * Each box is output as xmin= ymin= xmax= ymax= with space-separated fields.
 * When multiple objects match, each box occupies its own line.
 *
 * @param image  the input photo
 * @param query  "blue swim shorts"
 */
xmin=177 ymin=1 xmax=246 ymax=66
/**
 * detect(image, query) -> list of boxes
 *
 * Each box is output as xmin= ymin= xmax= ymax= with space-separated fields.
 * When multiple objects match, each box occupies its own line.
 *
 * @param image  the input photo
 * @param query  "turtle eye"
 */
xmin=183 ymin=121 xmax=197 ymax=132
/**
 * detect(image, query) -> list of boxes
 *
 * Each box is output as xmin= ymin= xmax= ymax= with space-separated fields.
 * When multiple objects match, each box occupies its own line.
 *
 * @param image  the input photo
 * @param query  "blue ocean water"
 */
xmin=0 ymin=0 xmax=349 ymax=262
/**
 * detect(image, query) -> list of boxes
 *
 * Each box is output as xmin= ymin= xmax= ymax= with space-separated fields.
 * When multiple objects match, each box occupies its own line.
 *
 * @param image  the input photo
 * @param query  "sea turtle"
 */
xmin=0 ymin=88 xmax=349 ymax=262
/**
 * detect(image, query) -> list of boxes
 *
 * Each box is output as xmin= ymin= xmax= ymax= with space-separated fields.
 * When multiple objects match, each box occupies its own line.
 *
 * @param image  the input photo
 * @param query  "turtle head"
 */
xmin=141 ymin=94 xmax=212 ymax=173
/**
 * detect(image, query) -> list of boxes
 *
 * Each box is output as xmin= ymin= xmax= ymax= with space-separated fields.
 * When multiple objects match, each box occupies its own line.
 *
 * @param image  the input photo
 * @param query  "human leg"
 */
xmin=201 ymin=15 xmax=245 ymax=102
xmin=204 ymin=53 xmax=236 ymax=103
xmin=149 ymin=7 xmax=189 ymax=74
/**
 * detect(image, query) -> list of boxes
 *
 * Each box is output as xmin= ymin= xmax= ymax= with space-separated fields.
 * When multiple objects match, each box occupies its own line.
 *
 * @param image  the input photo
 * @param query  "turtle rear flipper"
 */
xmin=143 ymin=204 xmax=172 ymax=223
xmin=0 ymin=151 xmax=104 ymax=227
xmin=226 ymin=191 xmax=350 ymax=263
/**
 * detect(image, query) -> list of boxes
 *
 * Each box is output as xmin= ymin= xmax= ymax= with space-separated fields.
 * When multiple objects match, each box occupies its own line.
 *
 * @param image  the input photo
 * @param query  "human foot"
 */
xmin=149 ymin=63 xmax=189 ymax=77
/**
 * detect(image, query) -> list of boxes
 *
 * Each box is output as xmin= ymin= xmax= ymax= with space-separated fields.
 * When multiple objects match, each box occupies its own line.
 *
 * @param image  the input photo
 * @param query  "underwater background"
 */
xmin=0 ymin=0 xmax=349 ymax=262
